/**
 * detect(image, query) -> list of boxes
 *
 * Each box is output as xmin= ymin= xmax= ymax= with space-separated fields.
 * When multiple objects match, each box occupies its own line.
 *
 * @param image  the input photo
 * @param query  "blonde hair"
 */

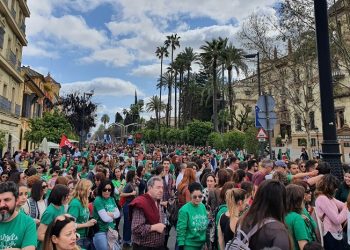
xmin=225 ymin=188 xmax=247 ymax=219
xmin=70 ymin=179 xmax=92 ymax=208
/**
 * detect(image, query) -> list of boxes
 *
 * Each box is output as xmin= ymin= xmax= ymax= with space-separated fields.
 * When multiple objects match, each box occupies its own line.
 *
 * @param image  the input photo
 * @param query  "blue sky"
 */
xmin=22 ymin=0 xmax=278 ymax=128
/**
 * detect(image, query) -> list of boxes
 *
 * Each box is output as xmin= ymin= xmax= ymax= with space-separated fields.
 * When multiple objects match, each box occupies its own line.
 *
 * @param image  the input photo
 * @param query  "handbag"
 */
xmin=107 ymin=227 xmax=121 ymax=250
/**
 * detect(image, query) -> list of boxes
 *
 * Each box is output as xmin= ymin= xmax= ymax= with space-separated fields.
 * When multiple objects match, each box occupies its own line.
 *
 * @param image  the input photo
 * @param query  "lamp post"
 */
xmin=243 ymin=52 xmax=261 ymax=96
xmin=315 ymin=127 xmax=320 ymax=158
xmin=112 ymin=122 xmax=138 ymax=142
xmin=314 ymin=0 xmax=343 ymax=179
xmin=80 ymin=91 xmax=94 ymax=149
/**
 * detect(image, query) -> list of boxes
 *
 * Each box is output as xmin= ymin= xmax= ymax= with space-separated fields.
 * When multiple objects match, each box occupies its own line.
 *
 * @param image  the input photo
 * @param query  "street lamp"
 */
xmin=80 ymin=90 xmax=94 ymax=148
xmin=314 ymin=0 xmax=342 ymax=179
xmin=315 ymin=127 xmax=320 ymax=158
xmin=243 ymin=52 xmax=261 ymax=96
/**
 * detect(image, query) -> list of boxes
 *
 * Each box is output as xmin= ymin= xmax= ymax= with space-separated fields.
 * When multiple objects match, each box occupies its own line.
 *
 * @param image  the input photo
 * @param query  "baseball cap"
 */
xmin=275 ymin=160 xmax=287 ymax=168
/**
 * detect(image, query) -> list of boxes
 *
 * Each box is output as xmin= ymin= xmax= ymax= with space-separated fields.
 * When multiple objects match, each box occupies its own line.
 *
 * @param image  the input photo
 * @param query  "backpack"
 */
xmin=167 ymin=192 xmax=179 ymax=226
xmin=225 ymin=218 xmax=276 ymax=250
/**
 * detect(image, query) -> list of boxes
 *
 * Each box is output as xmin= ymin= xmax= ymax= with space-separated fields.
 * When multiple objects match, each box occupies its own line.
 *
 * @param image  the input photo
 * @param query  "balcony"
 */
xmin=10 ymin=8 xmax=16 ymax=20
xmin=17 ymin=60 xmax=21 ymax=72
xmin=7 ymin=49 xmax=16 ymax=67
xmin=20 ymin=23 xmax=26 ymax=34
xmin=0 ymin=95 xmax=11 ymax=113
xmin=15 ymin=104 xmax=20 ymax=116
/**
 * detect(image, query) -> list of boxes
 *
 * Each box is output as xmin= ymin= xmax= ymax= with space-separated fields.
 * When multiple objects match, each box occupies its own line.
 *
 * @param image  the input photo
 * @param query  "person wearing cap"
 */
xmin=265 ymin=160 xmax=287 ymax=181
xmin=252 ymin=159 xmax=273 ymax=190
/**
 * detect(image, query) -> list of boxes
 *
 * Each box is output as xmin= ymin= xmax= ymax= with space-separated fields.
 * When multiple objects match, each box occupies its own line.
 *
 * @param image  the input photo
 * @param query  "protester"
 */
xmin=177 ymin=182 xmax=208 ymax=250
xmin=93 ymin=179 xmax=120 ymax=250
xmin=0 ymin=181 xmax=37 ymax=249
xmin=23 ymin=180 xmax=48 ymax=224
xmin=42 ymin=214 xmax=79 ymax=250
xmin=130 ymin=176 xmax=167 ymax=249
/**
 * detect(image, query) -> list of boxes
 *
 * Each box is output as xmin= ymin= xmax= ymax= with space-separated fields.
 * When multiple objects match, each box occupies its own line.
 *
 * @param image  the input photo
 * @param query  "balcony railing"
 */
xmin=17 ymin=60 xmax=21 ymax=72
xmin=7 ymin=49 xmax=16 ymax=66
xmin=2 ymin=0 xmax=8 ymax=7
xmin=0 ymin=95 xmax=11 ymax=113
xmin=10 ymin=8 xmax=16 ymax=20
xmin=20 ymin=23 xmax=26 ymax=34
xmin=15 ymin=104 xmax=21 ymax=116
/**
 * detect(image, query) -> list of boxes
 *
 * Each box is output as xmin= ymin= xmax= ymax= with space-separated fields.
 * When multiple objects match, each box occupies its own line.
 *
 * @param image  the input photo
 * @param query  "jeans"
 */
xmin=324 ymin=232 xmax=345 ymax=250
xmin=123 ymin=203 xmax=132 ymax=244
xmin=93 ymin=232 xmax=108 ymax=250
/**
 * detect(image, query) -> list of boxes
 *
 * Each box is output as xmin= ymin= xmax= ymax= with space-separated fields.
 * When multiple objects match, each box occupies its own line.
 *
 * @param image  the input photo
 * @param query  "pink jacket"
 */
xmin=315 ymin=195 xmax=348 ymax=234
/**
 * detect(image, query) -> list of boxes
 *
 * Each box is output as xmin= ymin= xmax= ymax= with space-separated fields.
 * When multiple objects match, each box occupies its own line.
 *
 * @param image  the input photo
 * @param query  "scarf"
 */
xmin=129 ymin=193 xmax=160 ymax=225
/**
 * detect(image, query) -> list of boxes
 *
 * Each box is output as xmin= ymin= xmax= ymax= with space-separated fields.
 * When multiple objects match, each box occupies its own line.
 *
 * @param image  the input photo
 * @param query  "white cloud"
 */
xmin=81 ymin=47 xmax=135 ymax=67
xmin=60 ymin=77 xmax=144 ymax=97
xmin=131 ymin=64 xmax=163 ymax=78
xmin=23 ymin=44 xmax=59 ymax=58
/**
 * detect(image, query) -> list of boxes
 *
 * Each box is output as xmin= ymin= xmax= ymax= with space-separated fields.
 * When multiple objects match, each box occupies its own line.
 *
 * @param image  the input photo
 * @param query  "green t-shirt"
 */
xmin=111 ymin=179 xmax=126 ymax=201
xmin=41 ymin=204 xmax=65 ymax=225
xmin=93 ymin=196 xmax=116 ymax=232
xmin=80 ymin=172 xmax=88 ymax=179
xmin=285 ymin=211 xmax=315 ymax=250
xmin=177 ymin=202 xmax=208 ymax=247
xmin=68 ymin=198 xmax=90 ymax=238
xmin=0 ymin=211 xmax=37 ymax=249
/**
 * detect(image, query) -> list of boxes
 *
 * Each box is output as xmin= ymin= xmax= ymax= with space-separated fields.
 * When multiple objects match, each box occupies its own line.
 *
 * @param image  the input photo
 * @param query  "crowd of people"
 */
xmin=0 ymin=143 xmax=349 ymax=250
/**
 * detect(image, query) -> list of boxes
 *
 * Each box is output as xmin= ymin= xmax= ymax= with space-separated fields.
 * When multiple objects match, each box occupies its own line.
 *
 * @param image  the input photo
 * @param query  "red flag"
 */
xmin=59 ymin=135 xmax=72 ymax=149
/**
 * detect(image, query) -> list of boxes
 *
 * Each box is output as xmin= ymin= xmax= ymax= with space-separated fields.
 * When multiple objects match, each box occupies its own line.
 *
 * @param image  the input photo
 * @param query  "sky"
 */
xmin=22 ymin=0 xmax=279 ymax=129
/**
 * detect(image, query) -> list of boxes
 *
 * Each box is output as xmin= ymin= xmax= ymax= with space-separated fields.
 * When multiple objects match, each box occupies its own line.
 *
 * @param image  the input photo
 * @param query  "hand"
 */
xmin=107 ymin=212 xmax=114 ymax=218
xmin=86 ymin=219 xmax=97 ymax=227
xmin=151 ymin=223 xmax=166 ymax=233
xmin=131 ymin=190 xmax=137 ymax=196
xmin=310 ymin=170 xmax=319 ymax=176
xmin=160 ymin=201 xmax=168 ymax=207
xmin=34 ymin=219 xmax=40 ymax=225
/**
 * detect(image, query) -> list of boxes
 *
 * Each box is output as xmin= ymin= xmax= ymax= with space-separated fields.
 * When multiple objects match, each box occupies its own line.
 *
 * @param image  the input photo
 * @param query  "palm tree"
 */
xmin=181 ymin=47 xmax=198 ymax=125
xmin=164 ymin=33 xmax=181 ymax=126
xmin=101 ymin=114 xmax=110 ymax=129
xmin=173 ymin=53 xmax=186 ymax=128
xmin=221 ymin=43 xmax=248 ymax=129
xmin=200 ymin=37 xmax=228 ymax=132
xmin=155 ymin=46 xmax=169 ymax=128
xmin=146 ymin=96 xmax=166 ymax=125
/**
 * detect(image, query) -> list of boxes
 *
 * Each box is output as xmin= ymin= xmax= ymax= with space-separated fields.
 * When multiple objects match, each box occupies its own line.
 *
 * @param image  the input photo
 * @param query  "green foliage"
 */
xmin=187 ymin=120 xmax=213 ymax=146
xmin=275 ymin=136 xmax=282 ymax=146
xmin=0 ymin=130 xmax=6 ymax=149
xmin=223 ymin=130 xmax=245 ymax=150
xmin=207 ymin=132 xmax=225 ymax=150
xmin=244 ymin=127 xmax=259 ymax=156
xmin=24 ymin=110 xmax=76 ymax=144
xmin=142 ymin=129 xmax=158 ymax=143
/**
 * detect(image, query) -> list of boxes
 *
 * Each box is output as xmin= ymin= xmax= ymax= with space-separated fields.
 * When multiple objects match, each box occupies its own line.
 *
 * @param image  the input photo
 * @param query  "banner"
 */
xmin=59 ymin=135 xmax=72 ymax=149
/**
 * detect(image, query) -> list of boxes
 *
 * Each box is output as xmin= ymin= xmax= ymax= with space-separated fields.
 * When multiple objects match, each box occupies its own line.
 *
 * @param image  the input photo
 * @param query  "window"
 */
xmin=309 ymin=111 xmax=315 ymax=130
xmin=307 ymin=86 xmax=313 ymax=101
xmin=335 ymin=108 xmax=345 ymax=129
xmin=298 ymin=138 xmax=307 ymax=146
xmin=295 ymin=115 xmax=302 ymax=131
xmin=311 ymin=138 xmax=316 ymax=147
xmin=3 ymin=84 xmax=7 ymax=97
xmin=0 ymin=27 xmax=5 ymax=49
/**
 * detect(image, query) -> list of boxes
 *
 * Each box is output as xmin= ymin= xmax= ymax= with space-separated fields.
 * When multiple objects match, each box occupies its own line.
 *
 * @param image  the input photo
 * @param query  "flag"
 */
xmin=277 ymin=148 xmax=282 ymax=160
xmin=59 ymin=135 xmax=72 ymax=149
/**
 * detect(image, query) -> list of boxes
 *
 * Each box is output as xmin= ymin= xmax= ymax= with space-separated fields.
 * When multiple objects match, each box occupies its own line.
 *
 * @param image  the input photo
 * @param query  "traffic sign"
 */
xmin=255 ymin=106 xmax=262 ymax=128
xmin=256 ymin=128 xmax=268 ymax=139
xmin=257 ymin=111 xmax=277 ymax=131
xmin=256 ymin=95 xmax=275 ymax=112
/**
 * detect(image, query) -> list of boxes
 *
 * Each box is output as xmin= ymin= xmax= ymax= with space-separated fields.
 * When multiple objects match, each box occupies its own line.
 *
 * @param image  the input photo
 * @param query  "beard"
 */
xmin=0 ymin=206 xmax=15 ymax=222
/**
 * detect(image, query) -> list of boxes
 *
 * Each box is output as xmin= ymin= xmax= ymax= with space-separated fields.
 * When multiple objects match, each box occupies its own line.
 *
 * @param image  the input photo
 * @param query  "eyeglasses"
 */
xmin=192 ymin=194 xmax=203 ymax=199
xmin=42 ymin=185 xmax=48 ymax=189
xmin=103 ymin=188 xmax=112 ymax=192
xmin=305 ymin=190 xmax=312 ymax=194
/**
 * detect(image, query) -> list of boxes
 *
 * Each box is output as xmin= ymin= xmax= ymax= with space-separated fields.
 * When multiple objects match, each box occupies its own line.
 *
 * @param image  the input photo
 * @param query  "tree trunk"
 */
xmin=213 ymin=59 xmax=219 ymax=132
xmin=174 ymin=72 xmax=178 ymax=128
xmin=159 ymin=57 xmax=163 ymax=130
xmin=227 ymin=68 xmax=234 ymax=129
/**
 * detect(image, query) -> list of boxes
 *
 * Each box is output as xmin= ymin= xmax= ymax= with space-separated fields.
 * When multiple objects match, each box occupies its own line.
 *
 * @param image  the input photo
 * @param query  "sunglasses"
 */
xmin=55 ymin=214 xmax=76 ymax=223
xmin=305 ymin=190 xmax=312 ymax=194
xmin=42 ymin=185 xmax=48 ymax=189
xmin=1 ymin=175 xmax=8 ymax=179
xmin=103 ymin=188 xmax=112 ymax=192
xmin=192 ymin=194 xmax=203 ymax=199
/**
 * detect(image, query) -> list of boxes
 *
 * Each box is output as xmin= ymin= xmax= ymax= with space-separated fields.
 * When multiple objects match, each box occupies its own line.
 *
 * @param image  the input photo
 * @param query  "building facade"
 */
xmin=0 ymin=0 xmax=29 ymax=155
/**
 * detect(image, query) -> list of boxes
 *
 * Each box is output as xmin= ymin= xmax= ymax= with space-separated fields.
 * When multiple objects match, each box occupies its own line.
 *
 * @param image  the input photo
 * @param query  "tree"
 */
xmin=115 ymin=112 xmax=123 ymax=124
xmin=155 ymin=46 xmax=169 ymax=127
xmin=239 ymin=11 xmax=320 ymax=156
xmin=59 ymin=92 xmax=98 ymax=136
xmin=0 ymin=130 xmax=6 ymax=149
xmin=221 ymin=43 xmax=248 ymax=128
xmin=200 ymin=37 xmax=228 ymax=132
xmin=24 ymin=110 xmax=76 ymax=144
xmin=145 ymin=96 xmax=166 ymax=124
xmin=101 ymin=114 xmax=110 ymax=128
xmin=164 ymin=33 xmax=181 ymax=126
